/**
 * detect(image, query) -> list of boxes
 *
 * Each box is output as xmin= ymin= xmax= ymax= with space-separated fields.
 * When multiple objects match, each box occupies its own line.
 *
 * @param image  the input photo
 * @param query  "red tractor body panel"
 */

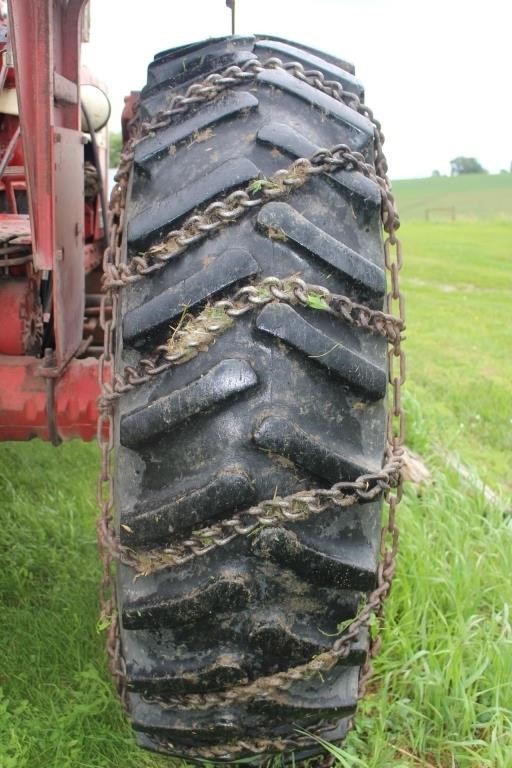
xmin=0 ymin=355 xmax=98 ymax=441
xmin=0 ymin=0 xmax=107 ymax=441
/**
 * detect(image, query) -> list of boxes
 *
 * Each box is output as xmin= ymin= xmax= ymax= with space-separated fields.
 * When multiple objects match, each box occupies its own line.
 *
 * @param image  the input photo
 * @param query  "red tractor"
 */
xmin=1 ymin=0 xmax=404 ymax=761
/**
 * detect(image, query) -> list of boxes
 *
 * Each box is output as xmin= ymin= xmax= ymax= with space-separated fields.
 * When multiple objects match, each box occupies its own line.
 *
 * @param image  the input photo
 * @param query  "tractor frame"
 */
xmin=0 ymin=0 xmax=114 ymax=442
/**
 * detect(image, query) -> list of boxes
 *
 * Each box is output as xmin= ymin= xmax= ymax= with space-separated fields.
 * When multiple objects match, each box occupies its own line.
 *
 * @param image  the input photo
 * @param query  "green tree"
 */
xmin=109 ymin=132 xmax=123 ymax=169
xmin=450 ymin=156 xmax=487 ymax=175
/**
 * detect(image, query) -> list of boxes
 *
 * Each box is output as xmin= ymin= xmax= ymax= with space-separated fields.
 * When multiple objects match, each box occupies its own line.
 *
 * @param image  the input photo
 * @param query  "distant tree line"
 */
xmin=450 ymin=156 xmax=487 ymax=175
xmin=432 ymin=158 xmax=512 ymax=176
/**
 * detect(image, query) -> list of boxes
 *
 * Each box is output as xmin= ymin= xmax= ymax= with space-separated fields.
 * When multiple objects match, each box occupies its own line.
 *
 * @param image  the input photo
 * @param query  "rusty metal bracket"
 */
xmin=43 ymin=348 xmax=62 ymax=445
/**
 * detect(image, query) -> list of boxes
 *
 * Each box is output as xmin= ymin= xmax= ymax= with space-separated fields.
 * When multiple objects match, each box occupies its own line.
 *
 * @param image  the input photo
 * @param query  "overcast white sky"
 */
xmin=82 ymin=0 xmax=511 ymax=180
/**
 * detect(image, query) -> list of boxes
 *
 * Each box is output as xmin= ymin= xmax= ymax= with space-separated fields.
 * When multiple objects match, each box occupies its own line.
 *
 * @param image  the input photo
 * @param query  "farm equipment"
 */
xmin=0 ymin=0 xmax=405 ymax=762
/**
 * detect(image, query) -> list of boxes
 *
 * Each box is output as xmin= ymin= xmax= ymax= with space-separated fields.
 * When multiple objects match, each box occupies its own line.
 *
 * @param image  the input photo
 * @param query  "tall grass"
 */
xmin=328 ymin=394 xmax=512 ymax=767
xmin=0 ymin=441 xmax=166 ymax=768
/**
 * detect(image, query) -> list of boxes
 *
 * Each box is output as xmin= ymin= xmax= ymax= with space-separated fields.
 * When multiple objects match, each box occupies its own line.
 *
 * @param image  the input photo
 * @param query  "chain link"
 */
xmin=153 ymin=726 xmax=338 ymax=761
xmin=96 ymin=158 xmax=129 ymax=704
xmin=98 ymin=274 xmax=403 ymax=412
xmin=96 ymin=50 xmax=405 ymax=756
xmin=103 ymin=144 xmax=397 ymax=289
xmin=111 ymin=454 xmax=400 ymax=576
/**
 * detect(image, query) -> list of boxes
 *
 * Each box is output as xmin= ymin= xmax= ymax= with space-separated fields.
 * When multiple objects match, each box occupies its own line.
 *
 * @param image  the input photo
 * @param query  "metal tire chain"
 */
xmin=97 ymin=174 xmax=126 ymax=703
xmin=101 ymin=283 xmax=402 ymax=570
xmin=103 ymin=54 xmax=397 ymax=291
xmin=104 ymin=159 xmax=396 ymax=290
xmin=112 ymin=453 xmax=401 ymax=577
xmin=103 ymin=137 xmax=397 ymax=288
xmin=100 ymin=276 xmax=403 ymax=407
xmin=97 ymin=50 xmax=405 ymax=757
xmin=154 ymin=730 xmax=339 ymax=761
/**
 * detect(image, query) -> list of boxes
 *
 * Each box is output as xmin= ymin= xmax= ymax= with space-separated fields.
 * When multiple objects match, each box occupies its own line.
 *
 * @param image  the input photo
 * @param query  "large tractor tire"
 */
xmin=116 ymin=34 xmax=388 ymax=762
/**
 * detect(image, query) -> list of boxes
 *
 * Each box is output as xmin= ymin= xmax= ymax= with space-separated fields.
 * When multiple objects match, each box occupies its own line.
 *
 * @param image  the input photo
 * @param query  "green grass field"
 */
xmin=1 ymin=174 xmax=511 ymax=767
xmin=393 ymin=173 xmax=512 ymax=222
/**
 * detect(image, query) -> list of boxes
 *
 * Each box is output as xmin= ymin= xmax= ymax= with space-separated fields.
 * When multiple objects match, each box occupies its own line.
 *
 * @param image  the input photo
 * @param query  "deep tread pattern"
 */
xmin=256 ymin=68 xmax=374 ymax=151
xmin=140 ymin=49 xmax=258 ymax=122
xmin=121 ymin=359 xmax=259 ymax=447
xmin=135 ymin=718 xmax=352 ymax=759
xmin=128 ymin=158 xmax=261 ymax=249
xmin=123 ymin=572 xmax=252 ymax=630
xmin=134 ymin=90 xmax=259 ymax=168
xmin=128 ymin=653 xmax=248 ymax=695
xmin=248 ymin=616 xmax=331 ymax=660
xmin=122 ymin=247 xmax=259 ymax=345
xmin=255 ymin=35 xmax=356 ymax=75
xmin=142 ymin=34 xmax=357 ymax=119
xmin=128 ymin=664 xmax=360 ymax=741
xmin=257 ymin=201 xmax=384 ymax=294
xmin=117 ymin=34 xmax=387 ymax=761
xmin=122 ymin=606 xmax=368 ymax=700
xmin=120 ymin=465 xmax=256 ymax=547
xmin=253 ymin=38 xmax=364 ymax=98
xmin=251 ymin=526 xmax=376 ymax=591
xmin=253 ymin=413 xmax=376 ymax=482
xmin=146 ymin=36 xmax=257 ymax=90
xmin=257 ymin=121 xmax=382 ymax=208
xmin=255 ymin=302 xmax=387 ymax=398
xmin=248 ymin=621 xmax=368 ymax=667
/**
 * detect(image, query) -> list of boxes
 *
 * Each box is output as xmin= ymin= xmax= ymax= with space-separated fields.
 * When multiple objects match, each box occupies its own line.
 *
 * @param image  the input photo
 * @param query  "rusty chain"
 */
xmin=154 ymin=727 xmax=339 ymax=761
xmin=98 ymin=274 xmax=402 ymax=411
xmin=96 ymin=164 xmax=126 ymax=705
xmin=110 ymin=452 xmax=400 ymax=576
xmin=138 ymin=55 xmax=389 ymax=185
xmin=97 ymin=50 xmax=405 ymax=759
xmin=104 ymin=145 xmax=397 ymax=288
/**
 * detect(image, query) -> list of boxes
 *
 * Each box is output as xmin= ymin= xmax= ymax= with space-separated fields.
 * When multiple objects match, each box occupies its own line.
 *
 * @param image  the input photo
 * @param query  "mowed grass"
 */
xmin=393 ymin=172 xmax=512 ymax=221
xmin=400 ymin=219 xmax=512 ymax=489
xmin=1 ymin=177 xmax=511 ymax=767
